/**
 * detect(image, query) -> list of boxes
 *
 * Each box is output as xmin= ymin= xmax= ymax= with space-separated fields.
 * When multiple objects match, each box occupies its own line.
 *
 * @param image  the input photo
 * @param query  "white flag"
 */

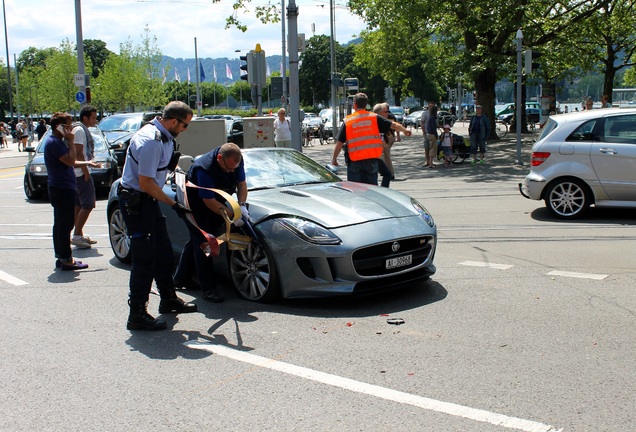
xmin=213 ymin=65 xmax=217 ymax=82
xmin=174 ymin=67 xmax=181 ymax=83
xmin=187 ymin=67 xmax=191 ymax=83
xmin=225 ymin=63 xmax=233 ymax=80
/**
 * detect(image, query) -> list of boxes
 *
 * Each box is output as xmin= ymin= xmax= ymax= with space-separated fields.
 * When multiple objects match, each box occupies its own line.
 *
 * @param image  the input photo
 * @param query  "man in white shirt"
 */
xmin=71 ymin=105 xmax=98 ymax=249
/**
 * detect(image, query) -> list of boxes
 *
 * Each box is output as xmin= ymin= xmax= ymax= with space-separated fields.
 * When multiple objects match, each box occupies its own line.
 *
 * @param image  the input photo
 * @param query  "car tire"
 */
xmin=544 ymin=178 xmax=590 ymax=219
xmin=229 ymin=240 xmax=280 ymax=302
xmin=108 ymin=205 xmax=132 ymax=263
xmin=23 ymin=174 xmax=44 ymax=200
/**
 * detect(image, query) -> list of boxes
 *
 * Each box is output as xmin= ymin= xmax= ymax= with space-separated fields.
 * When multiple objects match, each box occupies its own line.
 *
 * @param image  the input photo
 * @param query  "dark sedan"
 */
xmin=24 ymin=127 xmax=119 ymax=200
xmin=98 ymin=112 xmax=161 ymax=167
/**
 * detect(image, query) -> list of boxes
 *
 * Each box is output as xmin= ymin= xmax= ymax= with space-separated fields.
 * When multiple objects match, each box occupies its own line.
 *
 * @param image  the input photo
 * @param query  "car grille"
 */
xmin=352 ymin=236 xmax=434 ymax=276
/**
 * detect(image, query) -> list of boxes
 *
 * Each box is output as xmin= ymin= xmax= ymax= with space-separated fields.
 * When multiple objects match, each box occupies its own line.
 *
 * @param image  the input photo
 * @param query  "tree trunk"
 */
xmin=474 ymin=67 xmax=498 ymax=140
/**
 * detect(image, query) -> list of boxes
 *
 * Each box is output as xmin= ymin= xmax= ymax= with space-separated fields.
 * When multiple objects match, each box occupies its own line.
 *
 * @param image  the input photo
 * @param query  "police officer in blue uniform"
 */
xmin=173 ymin=143 xmax=248 ymax=303
xmin=119 ymin=101 xmax=197 ymax=331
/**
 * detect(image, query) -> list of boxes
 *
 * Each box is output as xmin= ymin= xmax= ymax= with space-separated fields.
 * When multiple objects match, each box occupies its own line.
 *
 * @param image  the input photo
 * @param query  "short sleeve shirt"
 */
xmin=72 ymin=125 xmax=90 ymax=177
xmin=44 ymin=135 xmax=76 ymax=190
xmin=121 ymin=118 xmax=174 ymax=191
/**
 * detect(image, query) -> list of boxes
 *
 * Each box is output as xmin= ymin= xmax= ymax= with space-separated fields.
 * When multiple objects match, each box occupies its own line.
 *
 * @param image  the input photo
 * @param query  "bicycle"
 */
xmin=436 ymin=134 xmax=470 ymax=164
xmin=495 ymin=120 xmax=509 ymax=138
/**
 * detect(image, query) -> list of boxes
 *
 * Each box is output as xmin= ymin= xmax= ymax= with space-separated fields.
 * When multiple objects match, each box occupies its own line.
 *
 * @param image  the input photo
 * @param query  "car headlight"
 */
xmin=29 ymin=164 xmax=47 ymax=174
xmin=276 ymin=217 xmax=341 ymax=245
xmin=411 ymin=198 xmax=435 ymax=227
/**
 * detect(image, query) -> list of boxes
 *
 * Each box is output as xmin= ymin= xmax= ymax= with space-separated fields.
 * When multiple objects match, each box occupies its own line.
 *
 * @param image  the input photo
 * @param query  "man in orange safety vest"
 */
xmin=331 ymin=93 xmax=411 ymax=185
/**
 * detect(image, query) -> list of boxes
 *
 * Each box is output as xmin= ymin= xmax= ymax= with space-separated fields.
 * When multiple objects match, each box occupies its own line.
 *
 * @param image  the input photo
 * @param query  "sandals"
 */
xmin=57 ymin=260 xmax=89 ymax=271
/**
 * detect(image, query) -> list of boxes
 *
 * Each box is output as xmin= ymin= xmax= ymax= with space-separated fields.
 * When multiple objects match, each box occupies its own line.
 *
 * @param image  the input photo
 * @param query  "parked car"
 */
xmin=98 ymin=112 xmax=161 ymax=167
xmin=496 ymin=102 xmax=540 ymax=117
xmin=437 ymin=110 xmax=458 ymax=127
xmin=389 ymin=106 xmax=406 ymax=124
xmin=225 ymin=118 xmax=244 ymax=148
xmin=498 ymin=108 xmax=541 ymax=124
xmin=519 ymin=108 xmax=636 ymax=218
xmin=404 ymin=110 xmax=424 ymax=128
xmin=24 ymin=127 xmax=119 ymax=200
xmin=107 ymin=148 xmax=437 ymax=302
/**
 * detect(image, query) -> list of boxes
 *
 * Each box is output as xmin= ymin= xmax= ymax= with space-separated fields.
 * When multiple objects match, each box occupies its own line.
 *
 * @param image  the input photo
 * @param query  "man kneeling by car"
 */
xmin=173 ymin=143 xmax=249 ymax=303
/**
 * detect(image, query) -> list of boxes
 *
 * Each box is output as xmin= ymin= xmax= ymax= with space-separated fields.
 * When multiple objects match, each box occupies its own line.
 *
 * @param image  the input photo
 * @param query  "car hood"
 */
xmin=103 ymin=130 xmax=132 ymax=144
xmin=249 ymin=181 xmax=418 ymax=228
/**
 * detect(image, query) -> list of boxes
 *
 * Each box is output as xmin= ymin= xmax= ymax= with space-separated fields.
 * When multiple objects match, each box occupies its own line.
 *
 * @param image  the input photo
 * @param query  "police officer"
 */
xmin=331 ymin=93 xmax=411 ymax=185
xmin=173 ymin=143 xmax=248 ymax=303
xmin=119 ymin=101 xmax=197 ymax=331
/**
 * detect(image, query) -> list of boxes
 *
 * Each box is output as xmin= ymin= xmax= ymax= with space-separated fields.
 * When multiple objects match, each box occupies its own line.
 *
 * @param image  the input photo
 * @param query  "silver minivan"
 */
xmin=519 ymin=108 xmax=636 ymax=218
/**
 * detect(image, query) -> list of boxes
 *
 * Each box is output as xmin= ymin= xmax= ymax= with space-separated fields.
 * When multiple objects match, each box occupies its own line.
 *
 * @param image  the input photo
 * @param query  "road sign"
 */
xmin=75 ymin=91 xmax=86 ymax=104
xmin=74 ymin=74 xmax=86 ymax=87
xmin=344 ymin=77 xmax=359 ymax=91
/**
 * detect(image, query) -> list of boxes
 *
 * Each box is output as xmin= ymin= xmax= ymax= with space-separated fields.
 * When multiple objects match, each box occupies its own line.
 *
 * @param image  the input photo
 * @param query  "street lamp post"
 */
xmin=515 ymin=29 xmax=523 ymax=165
xmin=2 ymin=0 xmax=13 ymax=120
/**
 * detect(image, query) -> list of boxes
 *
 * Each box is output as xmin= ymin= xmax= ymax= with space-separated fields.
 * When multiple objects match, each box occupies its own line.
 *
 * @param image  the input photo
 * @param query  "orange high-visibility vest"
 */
xmin=344 ymin=111 xmax=384 ymax=161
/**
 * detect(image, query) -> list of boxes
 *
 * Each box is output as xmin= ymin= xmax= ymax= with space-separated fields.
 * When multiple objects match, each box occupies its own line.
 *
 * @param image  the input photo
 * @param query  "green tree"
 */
xmin=83 ymin=39 xmax=114 ymax=79
xmin=299 ymin=35 xmax=338 ymax=107
xmin=349 ymin=0 xmax=607 ymax=138
xmin=95 ymin=41 xmax=145 ymax=112
xmin=37 ymin=39 xmax=84 ymax=113
xmin=17 ymin=47 xmax=56 ymax=72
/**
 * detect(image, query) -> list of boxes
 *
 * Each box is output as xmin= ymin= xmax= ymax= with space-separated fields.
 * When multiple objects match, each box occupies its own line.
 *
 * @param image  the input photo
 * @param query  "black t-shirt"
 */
xmin=336 ymin=111 xmax=393 ymax=143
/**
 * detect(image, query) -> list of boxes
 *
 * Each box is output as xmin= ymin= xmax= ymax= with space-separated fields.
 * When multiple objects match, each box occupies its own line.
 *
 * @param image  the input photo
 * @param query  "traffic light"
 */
xmin=525 ymin=50 xmax=542 ymax=73
xmin=240 ymin=54 xmax=253 ymax=84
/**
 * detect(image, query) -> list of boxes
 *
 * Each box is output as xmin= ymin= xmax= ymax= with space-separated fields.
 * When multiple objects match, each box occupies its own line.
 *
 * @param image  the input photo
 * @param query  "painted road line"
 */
xmin=186 ymin=341 xmax=561 ymax=432
xmin=460 ymin=260 xmax=514 ymax=270
xmin=0 ymin=269 xmax=28 ymax=286
xmin=547 ymin=270 xmax=608 ymax=280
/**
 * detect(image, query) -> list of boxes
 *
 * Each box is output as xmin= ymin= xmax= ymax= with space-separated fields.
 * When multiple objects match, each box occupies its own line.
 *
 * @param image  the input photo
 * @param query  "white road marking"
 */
xmin=547 ymin=270 xmax=608 ymax=280
xmin=0 ymin=269 xmax=28 ymax=286
xmin=460 ymin=260 xmax=514 ymax=270
xmin=186 ymin=341 xmax=561 ymax=432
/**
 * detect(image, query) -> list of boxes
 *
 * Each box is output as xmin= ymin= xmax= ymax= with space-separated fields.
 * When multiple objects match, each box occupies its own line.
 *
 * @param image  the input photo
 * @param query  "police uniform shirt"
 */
xmin=121 ymin=118 xmax=173 ymax=191
xmin=335 ymin=112 xmax=393 ymax=143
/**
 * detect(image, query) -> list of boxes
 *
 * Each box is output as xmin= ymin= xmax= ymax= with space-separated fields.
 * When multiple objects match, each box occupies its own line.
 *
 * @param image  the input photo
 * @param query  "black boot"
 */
xmin=158 ymin=293 xmax=198 ymax=314
xmin=127 ymin=302 xmax=167 ymax=331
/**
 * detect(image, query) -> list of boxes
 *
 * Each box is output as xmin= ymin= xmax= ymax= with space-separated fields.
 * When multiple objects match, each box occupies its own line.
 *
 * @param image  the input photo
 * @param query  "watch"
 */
xmin=238 ymin=201 xmax=247 ymax=206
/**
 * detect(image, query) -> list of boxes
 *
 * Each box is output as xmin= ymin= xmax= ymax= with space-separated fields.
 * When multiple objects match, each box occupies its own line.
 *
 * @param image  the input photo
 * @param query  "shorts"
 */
xmin=424 ymin=134 xmax=438 ymax=151
xmin=76 ymin=175 xmax=96 ymax=209
xmin=442 ymin=146 xmax=452 ymax=156
xmin=469 ymin=135 xmax=486 ymax=154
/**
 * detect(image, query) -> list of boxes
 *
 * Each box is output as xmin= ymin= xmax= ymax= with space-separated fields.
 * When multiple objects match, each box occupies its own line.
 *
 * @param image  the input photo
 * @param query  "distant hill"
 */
xmin=161 ymin=54 xmax=284 ymax=85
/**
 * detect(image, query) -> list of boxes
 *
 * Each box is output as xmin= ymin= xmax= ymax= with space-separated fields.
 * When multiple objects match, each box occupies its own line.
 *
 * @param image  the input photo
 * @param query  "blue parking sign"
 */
xmin=75 ymin=91 xmax=86 ymax=103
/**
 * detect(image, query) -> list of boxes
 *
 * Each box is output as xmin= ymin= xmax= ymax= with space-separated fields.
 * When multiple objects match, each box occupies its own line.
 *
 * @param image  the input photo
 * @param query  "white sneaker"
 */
xmin=71 ymin=236 xmax=92 ymax=249
xmin=82 ymin=236 xmax=97 ymax=244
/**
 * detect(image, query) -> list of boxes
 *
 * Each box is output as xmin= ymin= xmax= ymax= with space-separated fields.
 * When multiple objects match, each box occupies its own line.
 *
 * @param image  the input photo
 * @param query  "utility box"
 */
xmin=177 ymin=118 xmax=226 ymax=156
xmin=243 ymin=116 xmax=275 ymax=148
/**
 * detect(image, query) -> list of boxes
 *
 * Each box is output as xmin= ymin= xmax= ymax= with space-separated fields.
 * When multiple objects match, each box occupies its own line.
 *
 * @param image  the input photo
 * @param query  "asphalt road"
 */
xmin=0 ymin=131 xmax=635 ymax=432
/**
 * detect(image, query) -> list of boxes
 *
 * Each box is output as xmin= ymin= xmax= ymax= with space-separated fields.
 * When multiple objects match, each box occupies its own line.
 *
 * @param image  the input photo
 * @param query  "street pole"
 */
xmin=287 ymin=0 xmax=301 ymax=151
xmin=329 ymin=0 xmax=337 ymax=135
xmin=194 ymin=37 xmax=202 ymax=117
xmin=2 ymin=0 xmax=13 ymax=120
xmin=515 ymin=29 xmax=523 ymax=166
xmin=75 ymin=0 xmax=87 ymax=106
xmin=281 ymin=0 xmax=287 ymax=111
xmin=14 ymin=53 xmax=19 ymax=121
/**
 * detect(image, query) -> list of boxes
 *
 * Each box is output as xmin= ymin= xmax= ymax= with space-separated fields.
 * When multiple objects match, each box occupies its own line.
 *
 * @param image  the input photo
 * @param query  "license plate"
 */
xmin=386 ymin=254 xmax=412 ymax=269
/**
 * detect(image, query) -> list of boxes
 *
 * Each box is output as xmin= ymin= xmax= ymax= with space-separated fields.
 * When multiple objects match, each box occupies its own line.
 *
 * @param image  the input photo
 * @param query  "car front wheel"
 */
xmin=108 ymin=206 xmax=131 ymax=263
xmin=229 ymin=241 xmax=280 ymax=302
xmin=544 ymin=179 xmax=590 ymax=219
xmin=24 ymin=174 xmax=44 ymax=200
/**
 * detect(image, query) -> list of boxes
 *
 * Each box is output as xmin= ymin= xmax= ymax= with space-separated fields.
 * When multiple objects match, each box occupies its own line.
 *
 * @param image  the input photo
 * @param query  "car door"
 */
xmin=589 ymin=114 xmax=636 ymax=201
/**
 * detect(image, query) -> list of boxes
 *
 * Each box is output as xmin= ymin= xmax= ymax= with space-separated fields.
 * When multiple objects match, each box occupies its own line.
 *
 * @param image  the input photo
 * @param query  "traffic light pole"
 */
xmin=515 ymin=29 xmax=523 ymax=166
xmin=287 ymin=0 xmax=302 ymax=151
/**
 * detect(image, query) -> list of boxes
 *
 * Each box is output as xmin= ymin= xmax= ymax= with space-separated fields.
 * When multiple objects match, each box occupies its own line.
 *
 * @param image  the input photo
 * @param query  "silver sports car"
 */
xmin=107 ymin=148 xmax=437 ymax=302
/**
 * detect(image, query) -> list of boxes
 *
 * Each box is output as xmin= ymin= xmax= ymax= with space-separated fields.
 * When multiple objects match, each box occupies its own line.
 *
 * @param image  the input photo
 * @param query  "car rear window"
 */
xmin=566 ymin=119 xmax=600 ymax=141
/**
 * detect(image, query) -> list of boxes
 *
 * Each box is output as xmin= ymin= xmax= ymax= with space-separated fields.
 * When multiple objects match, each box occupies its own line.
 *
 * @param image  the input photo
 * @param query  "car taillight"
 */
xmin=531 ymin=152 xmax=551 ymax=166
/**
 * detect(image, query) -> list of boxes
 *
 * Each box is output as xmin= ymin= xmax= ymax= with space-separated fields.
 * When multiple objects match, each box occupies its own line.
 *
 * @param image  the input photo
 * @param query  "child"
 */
xmin=440 ymin=124 xmax=453 ymax=166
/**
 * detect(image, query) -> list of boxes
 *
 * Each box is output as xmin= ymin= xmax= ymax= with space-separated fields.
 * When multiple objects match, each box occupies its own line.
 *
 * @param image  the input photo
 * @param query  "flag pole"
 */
xmin=194 ymin=37 xmax=202 ymax=116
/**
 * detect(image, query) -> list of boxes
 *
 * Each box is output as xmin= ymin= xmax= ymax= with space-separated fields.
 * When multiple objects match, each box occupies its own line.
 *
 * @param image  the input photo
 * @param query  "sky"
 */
xmin=0 ymin=0 xmax=367 ymax=63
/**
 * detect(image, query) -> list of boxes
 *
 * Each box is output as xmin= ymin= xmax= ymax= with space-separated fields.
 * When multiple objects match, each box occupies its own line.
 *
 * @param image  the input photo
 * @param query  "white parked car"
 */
xmin=519 ymin=108 xmax=636 ymax=218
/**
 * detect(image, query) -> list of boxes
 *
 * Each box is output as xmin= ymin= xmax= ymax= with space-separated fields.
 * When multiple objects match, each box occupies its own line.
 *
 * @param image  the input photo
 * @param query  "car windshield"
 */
xmin=243 ymin=149 xmax=340 ymax=190
xmin=389 ymin=107 xmax=404 ymax=115
xmin=99 ymin=115 xmax=142 ymax=132
xmin=36 ymin=127 xmax=108 ymax=154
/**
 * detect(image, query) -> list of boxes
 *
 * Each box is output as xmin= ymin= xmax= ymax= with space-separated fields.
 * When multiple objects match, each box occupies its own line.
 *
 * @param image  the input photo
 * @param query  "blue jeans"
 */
xmin=48 ymin=186 xmax=76 ymax=261
xmin=347 ymin=159 xmax=379 ymax=185
xmin=119 ymin=192 xmax=176 ymax=304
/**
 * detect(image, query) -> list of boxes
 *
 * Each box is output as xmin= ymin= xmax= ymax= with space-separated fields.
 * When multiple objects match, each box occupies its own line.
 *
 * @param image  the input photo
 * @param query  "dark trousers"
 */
xmin=49 ymin=186 xmax=76 ymax=261
xmin=119 ymin=193 xmax=175 ymax=304
xmin=347 ymin=158 xmax=379 ymax=185
xmin=174 ymin=215 xmax=224 ymax=293
xmin=378 ymin=159 xmax=392 ymax=188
